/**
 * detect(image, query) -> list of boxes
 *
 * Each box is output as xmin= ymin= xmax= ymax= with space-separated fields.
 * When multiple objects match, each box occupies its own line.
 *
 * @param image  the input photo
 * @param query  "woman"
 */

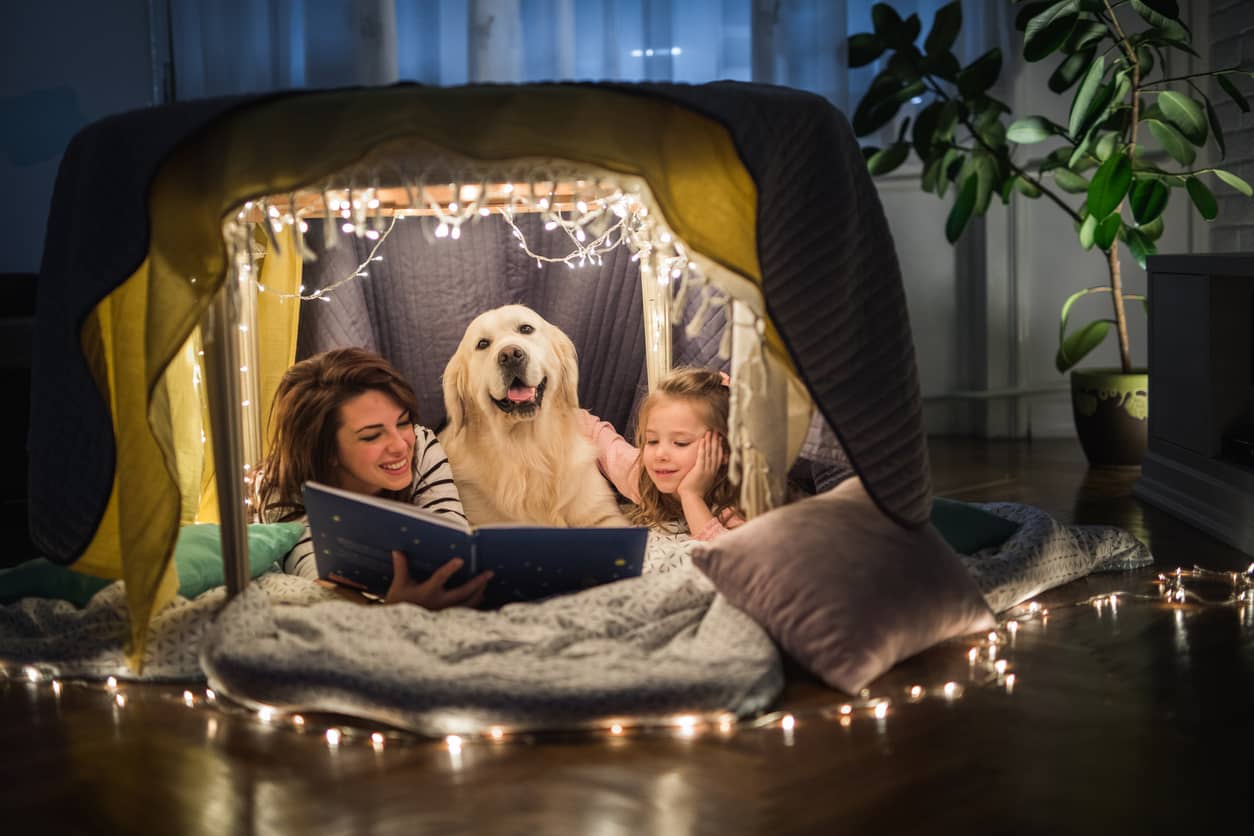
xmin=254 ymin=347 xmax=492 ymax=608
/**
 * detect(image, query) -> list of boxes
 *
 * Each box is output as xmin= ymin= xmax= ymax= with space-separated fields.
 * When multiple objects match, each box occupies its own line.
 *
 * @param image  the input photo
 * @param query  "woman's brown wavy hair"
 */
xmin=629 ymin=367 xmax=741 ymax=528
xmin=254 ymin=348 xmax=421 ymax=522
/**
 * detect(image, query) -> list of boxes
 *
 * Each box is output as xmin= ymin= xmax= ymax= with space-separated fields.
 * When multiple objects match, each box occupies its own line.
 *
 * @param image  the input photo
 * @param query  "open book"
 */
xmin=302 ymin=482 xmax=647 ymax=608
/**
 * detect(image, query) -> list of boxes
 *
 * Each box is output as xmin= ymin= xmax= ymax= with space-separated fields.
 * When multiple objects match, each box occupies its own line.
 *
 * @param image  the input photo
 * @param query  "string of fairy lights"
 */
xmin=5 ymin=562 xmax=1250 ymax=754
xmin=200 ymin=169 xmax=723 ymax=515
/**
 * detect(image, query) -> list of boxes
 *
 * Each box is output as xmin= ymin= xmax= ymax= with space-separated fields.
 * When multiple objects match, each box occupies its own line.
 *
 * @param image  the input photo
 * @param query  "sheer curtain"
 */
xmin=168 ymin=0 xmax=1010 ymax=114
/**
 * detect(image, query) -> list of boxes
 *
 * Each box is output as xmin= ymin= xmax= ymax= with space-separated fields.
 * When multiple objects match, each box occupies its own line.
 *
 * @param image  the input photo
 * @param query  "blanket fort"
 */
xmin=29 ymin=82 xmax=928 ymax=663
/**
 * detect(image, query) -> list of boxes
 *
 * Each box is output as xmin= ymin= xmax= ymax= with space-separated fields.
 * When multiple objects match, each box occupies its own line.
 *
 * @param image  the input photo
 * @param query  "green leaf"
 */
xmin=922 ymin=50 xmax=961 ymax=81
xmin=1185 ymin=176 xmax=1218 ymax=220
xmin=871 ymin=4 xmax=904 ymax=37
xmin=851 ymin=73 xmax=917 ymax=137
xmin=1199 ymin=87 xmax=1226 ymax=158
xmin=872 ymin=4 xmax=921 ymax=50
xmin=912 ymin=101 xmax=944 ymax=159
xmin=1054 ymin=167 xmax=1090 ymax=193
xmin=1024 ymin=1 xmax=1079 ymax=62
xmin=1128 ymin=177 xmax=1169 ymax=225
xmin=848 ymin=33 xmax=886 ymax=68
xmin=1014 ymin=176 xmax=1043 ymax=198
xmin=1068 ymin=57 xmax=1106 ymax=138
xmin=1138 ymin=215 xmax=1164 ymax=241
xmin=1144 ymin=118 xmax=1196 ymax=165
xmin=1213 ymin=169 xmax=1254 ymax=197
xmin=924 ymin=2 xmax=962 ymax=56
xmin=1094 ymin=132 xmax=1118 ymax=162
xmin=887 ymin=49 xmax=922 ymax=82
xmin=1079 ymin=213 xmax=1098 ymax=249
xmin=1130 ymin=0 xmax=1189 ymax=43
xmin=946 ymin=175 xmax=978 ymax=243
xmin=1095 ymin=213 xmax=1122 ymax=250
xmin=1217 ymin=74 xmax=1250 ymax=113
xmin=867 ymin=142 xmax=911 ymax=176
xmin=922 ymin=156 xmax=943 ymax=193
xmin=1064 ymin=20 xmax=1107 ymax=52
xmin=957 ymin=48 xmax=1003 ymax=97
xmin=936 ymin=149 xmax=962 ymax=198
xmin=1087 ymin=152 xmax=1132 ymax=219
xmin=1157 ymin=91 xmax=1207 ymax=145
xmin=1049 ymin=48 xmax=1095 ymax=93
xmin=1015 ymin=1 xmax=1052 ymax=32
xmin=1056 ymin=319 xmax=1112 ymax=373
xmin=1135 ymin=45 xmax=1155 ymax=78
xmin=1123 ymin=226 xmax=1156 ymax=269
xmin=1007 ymin=115 xmax=1059 ymax=143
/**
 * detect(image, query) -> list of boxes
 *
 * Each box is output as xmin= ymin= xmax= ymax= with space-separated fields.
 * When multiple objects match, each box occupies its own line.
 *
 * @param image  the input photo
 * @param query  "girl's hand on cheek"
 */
xmin=677 ymin=431 xmax=724 ymax=499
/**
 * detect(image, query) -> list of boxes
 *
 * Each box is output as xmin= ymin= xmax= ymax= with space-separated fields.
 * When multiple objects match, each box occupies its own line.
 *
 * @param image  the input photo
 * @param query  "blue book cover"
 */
xmin=303 ymin=482 xmax=647 ymax=608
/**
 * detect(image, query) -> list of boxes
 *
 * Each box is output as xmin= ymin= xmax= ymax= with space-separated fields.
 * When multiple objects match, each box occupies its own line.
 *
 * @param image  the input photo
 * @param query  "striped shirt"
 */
xmin=270 ymin=425 xmax=466 ymax=580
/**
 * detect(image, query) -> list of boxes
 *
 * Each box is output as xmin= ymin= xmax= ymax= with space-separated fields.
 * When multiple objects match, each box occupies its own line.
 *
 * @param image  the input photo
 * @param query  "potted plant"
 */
xmin=848 ymin=0 xmax=1252 ymax=466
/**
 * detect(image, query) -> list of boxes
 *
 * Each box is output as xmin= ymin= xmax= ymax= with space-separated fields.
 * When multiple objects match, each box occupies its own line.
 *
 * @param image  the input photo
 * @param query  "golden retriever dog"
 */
xmin=439 ymin=304 xmax=629 ymax=527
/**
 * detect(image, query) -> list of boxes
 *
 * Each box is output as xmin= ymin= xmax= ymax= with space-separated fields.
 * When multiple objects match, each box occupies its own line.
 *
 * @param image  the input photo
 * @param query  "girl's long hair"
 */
xmin=254 ymin=348 xmax=421 ymax=522
xmin=629 ymin=367 xmax=741 ymax=528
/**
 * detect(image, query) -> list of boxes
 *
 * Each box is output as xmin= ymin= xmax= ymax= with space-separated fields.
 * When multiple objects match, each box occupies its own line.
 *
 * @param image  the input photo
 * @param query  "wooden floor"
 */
xmin=2 ymin=438 xmax=1252 ymax=835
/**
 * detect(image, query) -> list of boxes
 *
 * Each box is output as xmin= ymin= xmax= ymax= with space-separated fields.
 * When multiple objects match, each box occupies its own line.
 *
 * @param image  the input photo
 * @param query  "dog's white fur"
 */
xmin=439 ymin=304 xmax=628 ymax=527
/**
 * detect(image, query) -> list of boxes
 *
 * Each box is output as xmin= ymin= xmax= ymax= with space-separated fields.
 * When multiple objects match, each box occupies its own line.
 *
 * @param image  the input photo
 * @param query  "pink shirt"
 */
xmin=578 ymin=410 xmax=745 ymax=541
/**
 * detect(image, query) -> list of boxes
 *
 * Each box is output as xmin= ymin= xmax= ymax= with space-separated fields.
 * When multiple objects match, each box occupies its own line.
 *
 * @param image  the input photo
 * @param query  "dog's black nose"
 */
xmin=498 ymin=346 xmax=526 ymax=367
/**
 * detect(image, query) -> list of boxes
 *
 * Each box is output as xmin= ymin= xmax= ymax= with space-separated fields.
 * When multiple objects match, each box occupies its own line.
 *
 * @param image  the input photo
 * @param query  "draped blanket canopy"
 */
xmin=29 ymin=81 xmax=930 ymax=662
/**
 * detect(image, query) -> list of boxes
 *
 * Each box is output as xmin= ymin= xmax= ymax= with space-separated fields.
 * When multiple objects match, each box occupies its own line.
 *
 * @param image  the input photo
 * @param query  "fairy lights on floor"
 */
xmin=5 ymin=562 xmax=1250 ymax=753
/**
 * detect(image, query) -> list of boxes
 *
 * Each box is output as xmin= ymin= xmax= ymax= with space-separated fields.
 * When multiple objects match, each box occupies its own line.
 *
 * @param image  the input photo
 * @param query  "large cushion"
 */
xmin=691 ymin=477 xmax=995 ymax=693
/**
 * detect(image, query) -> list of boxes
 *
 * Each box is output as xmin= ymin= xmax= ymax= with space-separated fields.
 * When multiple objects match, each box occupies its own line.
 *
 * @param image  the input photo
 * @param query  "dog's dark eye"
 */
xmin=518 ymin=324 xmax=534 ymax=335
xmin=475 ymin=338 xmax=490 ymax=350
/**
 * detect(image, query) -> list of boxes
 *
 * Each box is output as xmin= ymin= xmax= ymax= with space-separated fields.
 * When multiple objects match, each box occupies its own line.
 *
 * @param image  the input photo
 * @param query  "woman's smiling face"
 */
xmin=332 ymin=389 xmax=415 ymax=495
xmin=640 ymin=396 xmax=709 ymax=494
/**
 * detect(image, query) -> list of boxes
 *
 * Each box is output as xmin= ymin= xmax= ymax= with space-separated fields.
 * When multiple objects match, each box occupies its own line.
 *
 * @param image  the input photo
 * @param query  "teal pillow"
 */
xmin=0 ymin=522 xmax=305 ymax=607
xmin=173 ymin=522 xmax=306 ymax=598
xmin=930 ymin=497 xmax=1020 ymax=554
xmin=0 ymin=558 xmax=111 ymax=608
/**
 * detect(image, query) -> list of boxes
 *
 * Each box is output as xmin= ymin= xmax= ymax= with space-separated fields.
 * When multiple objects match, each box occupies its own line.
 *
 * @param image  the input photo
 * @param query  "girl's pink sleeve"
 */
xmin=578 ymin=409 xmax=642 ymax=503
xmin=693 ymin=509 xmax=746 ymax=542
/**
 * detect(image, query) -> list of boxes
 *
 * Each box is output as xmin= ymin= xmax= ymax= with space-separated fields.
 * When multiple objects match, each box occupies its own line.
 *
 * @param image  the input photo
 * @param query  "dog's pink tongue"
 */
xmin=507 ymin=384 xmax=536 ymax=403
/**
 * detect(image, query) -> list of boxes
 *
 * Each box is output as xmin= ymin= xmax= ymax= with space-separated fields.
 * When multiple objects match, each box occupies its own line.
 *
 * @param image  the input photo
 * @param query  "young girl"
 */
xmin=254 ymin=347 xmax=492 ymax=609
xmin=580 ymin=367 xmax=745 ymax=540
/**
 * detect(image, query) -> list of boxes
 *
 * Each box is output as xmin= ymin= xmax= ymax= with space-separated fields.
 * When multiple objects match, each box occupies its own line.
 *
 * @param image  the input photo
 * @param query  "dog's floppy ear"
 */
xmin=441 ymin=347 xmax=470 ymax=435
xmin=552 ymin=325 xmax=580 ymax=409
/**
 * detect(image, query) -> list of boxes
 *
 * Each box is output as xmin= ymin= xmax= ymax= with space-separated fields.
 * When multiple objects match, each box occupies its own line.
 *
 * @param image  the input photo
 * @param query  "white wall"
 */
xmin=0 ymin=2 xmax=157 ymax=274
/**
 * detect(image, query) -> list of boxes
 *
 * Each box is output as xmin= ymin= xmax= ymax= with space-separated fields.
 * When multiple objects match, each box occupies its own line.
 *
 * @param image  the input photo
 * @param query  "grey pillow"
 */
xmin=691 ymin=477 xmax=995 ymax=694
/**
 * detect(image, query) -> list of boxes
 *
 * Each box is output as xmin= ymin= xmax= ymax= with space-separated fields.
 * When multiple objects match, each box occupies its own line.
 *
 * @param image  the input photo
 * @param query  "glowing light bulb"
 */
xmin=326 ymin=729 xmax=341 ymax=747
xmin=106 ymin=676 xmax=117 ymax=691
xmin=781 ymin=715 xmax=796 ymax=731
xmin=371 ymin=732 xmax=385 ymax=749
xmin=610 ymin=724 xmax=624 ymax=735
xmin=910 ymin=685 xmax=923 ymax=700
xmin=874 ymin=702 xmax=888 ymax=719
xmin=114 ymin=694 xmax=127 ymax=708
xmin=258 ymin=707 xmax=274 ymax=723
xmin=446 ymin=735 xmax=463 ymax=753
xmin=995 ymin=660 xmax=1008 ymax=675
xmin=435 ymin=223 xmax=449 ymax=238
xmin=292 ymin=715 xmax=305 ymax=728
xmin=183 ymin=690 xmax=194 ymax=707
xmin=490 ymin=727 xmax=504 ymax=740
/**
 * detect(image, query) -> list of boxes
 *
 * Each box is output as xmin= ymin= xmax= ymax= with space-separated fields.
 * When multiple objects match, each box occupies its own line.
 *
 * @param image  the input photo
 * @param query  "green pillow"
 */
xmin=0 ymin=522 xmax=305 ymax=607
xmin=172 ymin=522 xmax=306 ymax=598
xmin=930 ymin=497 xmax=1021 ymax=554
xmin=0 ymin=558 xmax=112 ymax=608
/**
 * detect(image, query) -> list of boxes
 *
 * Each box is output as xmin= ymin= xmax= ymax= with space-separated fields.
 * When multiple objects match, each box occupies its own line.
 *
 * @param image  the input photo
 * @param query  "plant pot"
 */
xmin=1070 ymin=368 xmax=1148 ymax=468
